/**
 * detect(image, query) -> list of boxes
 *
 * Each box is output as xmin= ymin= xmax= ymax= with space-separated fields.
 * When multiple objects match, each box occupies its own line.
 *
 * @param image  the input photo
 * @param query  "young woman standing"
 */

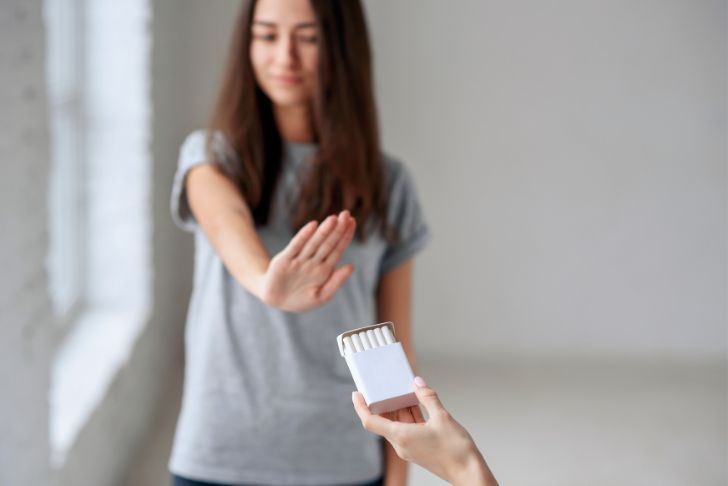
xmin=169 ymin=0 xmax=430 ymax=484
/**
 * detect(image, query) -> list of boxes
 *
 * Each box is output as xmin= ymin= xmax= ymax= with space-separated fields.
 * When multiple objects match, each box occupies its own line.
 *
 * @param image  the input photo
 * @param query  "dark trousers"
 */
xmin=171 ymin=474 xmax=384 ymax=486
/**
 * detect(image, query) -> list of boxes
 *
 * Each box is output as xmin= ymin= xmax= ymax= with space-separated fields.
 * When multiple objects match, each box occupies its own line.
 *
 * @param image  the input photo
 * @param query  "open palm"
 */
xmin=259 ymin=211 xmax=356 ymax=312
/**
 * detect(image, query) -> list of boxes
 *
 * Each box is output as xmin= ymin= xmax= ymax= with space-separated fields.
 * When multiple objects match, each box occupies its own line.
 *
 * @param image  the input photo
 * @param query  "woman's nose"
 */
xmin=274 ymin=35 xmax=299 ymax=67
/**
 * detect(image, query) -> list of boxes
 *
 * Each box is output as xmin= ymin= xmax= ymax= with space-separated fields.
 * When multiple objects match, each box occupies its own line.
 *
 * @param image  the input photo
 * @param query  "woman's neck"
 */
xmin=274 ymin=103 xmax=315 ymax=143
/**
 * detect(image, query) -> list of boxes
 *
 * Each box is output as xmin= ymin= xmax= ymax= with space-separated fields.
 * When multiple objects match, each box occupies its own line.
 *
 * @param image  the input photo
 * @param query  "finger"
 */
xmin=297 ymin=215 xmax=337 ymax=260
xmin=410 ymin=404 xmax=426 ymax=424
xmin=352 ymin=392 xmax=394 ymax=437
xmin=323 ymin=218 xmax=356 ymax=265
xmin=317 ymin=264 xmax=354 ymax=302
xmin=396 ymin=407 xmax=416 ymax=424
xmin=282 ymin=221 xmax=318 ymax=259
xmin=313 ymin=211 xmax=350 ymax=262
xmin=413 ymin=377 xmax=447 ymax=418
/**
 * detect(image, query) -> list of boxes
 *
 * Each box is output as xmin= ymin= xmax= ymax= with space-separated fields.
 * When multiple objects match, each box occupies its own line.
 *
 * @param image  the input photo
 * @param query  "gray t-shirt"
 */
xmin=169 ymin=130 xmax=430 ymax=485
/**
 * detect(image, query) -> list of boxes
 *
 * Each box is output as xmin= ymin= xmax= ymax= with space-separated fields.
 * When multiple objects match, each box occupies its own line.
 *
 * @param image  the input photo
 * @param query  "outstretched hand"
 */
xmin=352 ymin=377 xmax=498 ymax=486
xmin=258 ymin=210 xmax=356 ymax=312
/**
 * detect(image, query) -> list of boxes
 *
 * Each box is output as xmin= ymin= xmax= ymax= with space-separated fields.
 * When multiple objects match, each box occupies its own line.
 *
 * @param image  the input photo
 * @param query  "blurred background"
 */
xmin=1 ymin=0 xmax=725 ymax=485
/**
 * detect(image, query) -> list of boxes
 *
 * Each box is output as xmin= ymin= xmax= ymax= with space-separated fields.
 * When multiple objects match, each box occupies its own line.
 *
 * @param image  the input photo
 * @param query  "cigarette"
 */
xmin=381 ymin=326 xmax=395 ymax=345
xmin=373 ymin=327 xmax=386 ymax=347
xmin=343 ymin=336 xmax=354 ymax=355
xmin=359 ymin=331 xmax=372 ymax=350
xmin=366 ymin=330 xmax=378 ymax=348
xmin=351 ymin=333 xmax=364 ymax=353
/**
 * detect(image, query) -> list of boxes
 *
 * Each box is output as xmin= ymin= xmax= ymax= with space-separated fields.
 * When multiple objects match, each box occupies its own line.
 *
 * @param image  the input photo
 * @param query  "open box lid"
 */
xmin=336 ymin=321 xmax=396 ymax=357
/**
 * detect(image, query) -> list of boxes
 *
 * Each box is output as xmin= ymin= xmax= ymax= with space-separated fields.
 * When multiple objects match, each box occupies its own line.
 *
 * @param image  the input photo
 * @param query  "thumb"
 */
xmin=413 ymin=376 xmax=446 ymax=417
xmin=352 ymin=391 xmax=395 ymax=438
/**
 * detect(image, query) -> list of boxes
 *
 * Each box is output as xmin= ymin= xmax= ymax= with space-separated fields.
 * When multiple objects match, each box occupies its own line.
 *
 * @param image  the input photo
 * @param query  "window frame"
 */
xmin=45 ymin=0 xmax=87 ymax=331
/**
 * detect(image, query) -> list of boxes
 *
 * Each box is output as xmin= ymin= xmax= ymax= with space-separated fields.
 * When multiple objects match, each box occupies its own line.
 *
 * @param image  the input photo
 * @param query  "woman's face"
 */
xmin=250 ymin=0 xmax=320 ymax=108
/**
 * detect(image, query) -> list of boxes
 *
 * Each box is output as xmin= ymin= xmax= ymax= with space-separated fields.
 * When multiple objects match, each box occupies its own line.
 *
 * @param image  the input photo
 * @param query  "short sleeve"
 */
xmin=379 ymin=156 xmax=431 ymax=275
xmin=170 ymin=130 xmax=233 ymax=232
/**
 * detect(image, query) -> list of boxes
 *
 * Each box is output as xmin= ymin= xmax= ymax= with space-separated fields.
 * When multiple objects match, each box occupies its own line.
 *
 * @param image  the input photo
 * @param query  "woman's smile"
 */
xmin=271 ymin=73 xmax=304 ymax=85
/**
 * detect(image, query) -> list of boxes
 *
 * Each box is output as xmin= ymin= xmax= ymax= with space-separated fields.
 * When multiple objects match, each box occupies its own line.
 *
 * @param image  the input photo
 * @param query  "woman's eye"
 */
xmin=254 ymin=33 xmax=276 ymax=42
xmin=298 ymin=35 xmax=318 ymax=44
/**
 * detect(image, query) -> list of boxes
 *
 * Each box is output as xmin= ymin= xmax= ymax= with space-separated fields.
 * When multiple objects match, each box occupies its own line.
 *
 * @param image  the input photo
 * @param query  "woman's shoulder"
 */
xmin=180 ymin=129 xmax=232 ymax=151
xmin=380 ymin=151 xmax=419 ymax=193
xmin=179 ymin=129 xmax=236 ymax=164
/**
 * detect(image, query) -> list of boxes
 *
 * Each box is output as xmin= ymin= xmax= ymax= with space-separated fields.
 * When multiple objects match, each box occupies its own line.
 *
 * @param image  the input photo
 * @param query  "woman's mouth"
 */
xmin=272 ymin=74 xmax=303 ymax=85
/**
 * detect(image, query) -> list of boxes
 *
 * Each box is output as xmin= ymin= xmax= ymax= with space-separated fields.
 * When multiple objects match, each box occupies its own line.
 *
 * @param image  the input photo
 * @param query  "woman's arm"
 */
xmin=376 ymin=260 xmax=416 ymax=486
xmin=186 ymin=164 xmax=356 ymax=312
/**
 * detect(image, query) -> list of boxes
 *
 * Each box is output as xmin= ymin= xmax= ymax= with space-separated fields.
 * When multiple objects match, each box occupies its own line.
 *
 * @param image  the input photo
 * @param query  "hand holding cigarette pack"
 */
xmin=336 ymin=322 xmax=418 ymax=414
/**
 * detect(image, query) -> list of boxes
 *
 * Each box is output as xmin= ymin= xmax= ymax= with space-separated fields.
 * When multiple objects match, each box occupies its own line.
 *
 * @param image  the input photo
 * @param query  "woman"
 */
xmin=169 ymin=0 xmax=430 ymax=485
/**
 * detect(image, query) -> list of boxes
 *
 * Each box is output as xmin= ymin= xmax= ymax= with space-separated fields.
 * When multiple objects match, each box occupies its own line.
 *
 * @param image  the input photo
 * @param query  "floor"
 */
xmin=127 ymin=356 xmax=727 ymax=486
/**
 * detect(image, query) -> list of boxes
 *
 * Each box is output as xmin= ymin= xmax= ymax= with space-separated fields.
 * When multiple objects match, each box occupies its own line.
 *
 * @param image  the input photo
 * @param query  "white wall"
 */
xmin=364 ymin=0 xmax=727 ymax=360
xmin=144 ymin=0 xmax=727 ymax=362
xmin=0 ymin=2 xmax=53 ymax=484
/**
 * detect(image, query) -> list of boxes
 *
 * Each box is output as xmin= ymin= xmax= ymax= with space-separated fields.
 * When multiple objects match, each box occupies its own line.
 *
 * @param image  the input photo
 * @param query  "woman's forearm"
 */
xmin=207 ymin=205 xmax=270 ymax=297
xmin=383 ymin=441 xmax=409 ymax=486
xmin=449 ymin=448 xmax=498 ymax=486
xmin=186 ymin=165 xmax=270 ymax=298
xmin=188 ymin=165 xmax=357 ymax=312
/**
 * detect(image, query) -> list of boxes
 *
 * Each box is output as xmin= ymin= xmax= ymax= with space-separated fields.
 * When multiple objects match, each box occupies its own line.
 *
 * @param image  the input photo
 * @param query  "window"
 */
xmin=44 ymin=0 xmax=152 ymax=467
xmin=45 ymin=0 xmax=84 ymax=319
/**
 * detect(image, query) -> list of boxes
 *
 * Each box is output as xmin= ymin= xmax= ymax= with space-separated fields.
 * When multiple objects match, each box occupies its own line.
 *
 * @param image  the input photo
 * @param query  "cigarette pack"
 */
xmin=336 ymin=322 xmax=418 ymax=414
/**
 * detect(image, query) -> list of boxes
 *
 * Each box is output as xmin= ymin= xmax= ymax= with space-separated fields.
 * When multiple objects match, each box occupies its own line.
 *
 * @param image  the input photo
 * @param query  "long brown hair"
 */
xmin=207 ymin=0 xmax=390 ymax=241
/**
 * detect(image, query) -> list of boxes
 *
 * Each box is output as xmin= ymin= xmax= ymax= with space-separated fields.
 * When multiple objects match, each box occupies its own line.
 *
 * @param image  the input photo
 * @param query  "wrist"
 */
xmin=247 ymin=259 xmax=270 ymax=303
xmin=448 ymin=447 xmax=496 ymax=486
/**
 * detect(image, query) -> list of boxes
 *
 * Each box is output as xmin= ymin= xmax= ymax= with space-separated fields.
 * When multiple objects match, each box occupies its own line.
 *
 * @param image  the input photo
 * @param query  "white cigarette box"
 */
xmin=336 ymin=322 xmax=418 ymax=414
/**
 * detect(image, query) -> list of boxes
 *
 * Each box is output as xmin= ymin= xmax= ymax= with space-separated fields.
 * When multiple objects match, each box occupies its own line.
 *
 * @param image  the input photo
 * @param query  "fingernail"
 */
xmin=414 ymin=376 xmax=427 ymax=388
